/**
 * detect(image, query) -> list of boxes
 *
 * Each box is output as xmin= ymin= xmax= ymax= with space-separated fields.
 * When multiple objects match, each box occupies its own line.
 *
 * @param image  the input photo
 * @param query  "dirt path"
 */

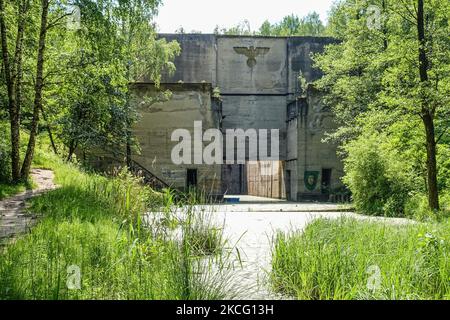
xmin=0 ymin=169 xmax=56 ymax=241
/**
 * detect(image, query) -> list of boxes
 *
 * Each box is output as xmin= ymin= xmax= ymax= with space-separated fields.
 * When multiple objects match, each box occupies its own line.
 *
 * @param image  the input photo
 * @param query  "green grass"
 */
xmin=405 ymin=192 xmax=450 ymax=222
xmin=0 ymin=149 xmax=235 ymax=300
xmin=184 ymin=210 xmax=225 ymax=256
xmin=0 ymin=181 xmax=33 ymax=200
xmin=271 ymin=217 xmax=450 ymax=300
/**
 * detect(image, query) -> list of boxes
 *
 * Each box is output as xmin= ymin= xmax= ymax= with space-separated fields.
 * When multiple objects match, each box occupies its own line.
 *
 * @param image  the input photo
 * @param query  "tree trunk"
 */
xmin=417 ymin=0 xmax=439 ymax=211
xmin=40 ymin=105 xmax=58 ymax=155
xmin=14 ymin=0 xmax=27 ymax=128
xmin=0 ymin=0 xmax=20 ymax=182
xmin=67 ymin=139 xmax=77 ymax=162
xmin=423 ymin=112 xmax=439 ymax=210
xmin=21 ymin=0 xmax=49 ymax=179
xmin=126 ymin=130 xmax=132 ymax=169
xmin=381 ymin=0 xmax=388 ymax=50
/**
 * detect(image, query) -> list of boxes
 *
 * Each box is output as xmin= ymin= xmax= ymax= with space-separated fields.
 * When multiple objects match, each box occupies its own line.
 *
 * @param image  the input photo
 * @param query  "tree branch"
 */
xmin=46 ymin=12 xmax=72 ymax=30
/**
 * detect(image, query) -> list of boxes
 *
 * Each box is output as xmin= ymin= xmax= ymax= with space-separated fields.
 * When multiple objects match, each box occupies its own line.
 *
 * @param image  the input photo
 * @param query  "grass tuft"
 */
xmin=271 ymin=217 xmax=450 ymax=300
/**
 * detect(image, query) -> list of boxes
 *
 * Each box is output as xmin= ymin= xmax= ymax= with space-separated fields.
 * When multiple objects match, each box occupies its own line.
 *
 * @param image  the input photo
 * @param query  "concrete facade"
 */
xmin=130 ymin=34 xmax=344 ymax=201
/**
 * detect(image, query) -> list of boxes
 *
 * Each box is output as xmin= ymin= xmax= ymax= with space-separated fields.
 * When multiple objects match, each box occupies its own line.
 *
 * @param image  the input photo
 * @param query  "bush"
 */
xmin=404 ymin=191 xmax=450 ymax=222
xmin=343 ymin=134 xmax=413 ymax=217
xmin=0 ymin=122 xmax=11 ymax=182
xmin=270 ymin=218 xmax=450 ymax=300
xmin=437 ymin=143 xmax=450 ymax=191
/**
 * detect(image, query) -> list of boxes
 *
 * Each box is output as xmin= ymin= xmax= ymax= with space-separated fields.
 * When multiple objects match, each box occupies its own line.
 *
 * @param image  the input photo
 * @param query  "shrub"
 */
xmin=0 ymin=122 xmax=11 ymax=182
xmin=343 ymin=134 xmax=413 ymax=217
xmin=437 ymin=143 xmax=450 ymax=191
xmin=405 ymin=191 xmax=450 ymax=221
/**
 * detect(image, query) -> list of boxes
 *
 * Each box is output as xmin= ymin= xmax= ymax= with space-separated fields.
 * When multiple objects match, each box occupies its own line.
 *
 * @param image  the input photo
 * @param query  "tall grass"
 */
xmin=271 ymin=218 xmax=450 ymax=300
xmin=0 ymin=151 xmax=236 ymax=299
xmin=0 ymin=181 xmax=32 ymax=200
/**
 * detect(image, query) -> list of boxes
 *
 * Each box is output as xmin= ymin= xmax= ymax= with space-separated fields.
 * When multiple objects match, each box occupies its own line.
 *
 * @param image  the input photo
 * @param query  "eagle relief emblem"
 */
xmin=233 ymin=46 xmax=270 ymax=68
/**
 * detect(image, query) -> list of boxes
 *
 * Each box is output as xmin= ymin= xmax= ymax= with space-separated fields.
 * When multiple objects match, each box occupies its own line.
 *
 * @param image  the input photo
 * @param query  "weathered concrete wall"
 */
xmin=287 ymin=37 xmax=337 ymax=93
xmin=286 ymin=117 xmax=298 ymax=161
xmin=217 ymin=36 xmax=287 ymax=94
xmin=285 ymin=160 xmax=298 ymax=201
xmin=158 ymin=34 xmax=217 ymax=86
xmin=295 ymin=87 xmax=344 ymax=199
xmin=221 ymin=95 xmax=287 ymax=160
xmin=126 ymin=34 xmax=344 ymax=200
xmin=131 ymin=83 xmax=222 ymax=193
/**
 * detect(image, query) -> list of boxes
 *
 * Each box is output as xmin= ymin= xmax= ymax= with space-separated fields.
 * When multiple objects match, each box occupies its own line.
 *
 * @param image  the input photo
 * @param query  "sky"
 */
xmin=155 ymin=0 xmax=336 ymax=33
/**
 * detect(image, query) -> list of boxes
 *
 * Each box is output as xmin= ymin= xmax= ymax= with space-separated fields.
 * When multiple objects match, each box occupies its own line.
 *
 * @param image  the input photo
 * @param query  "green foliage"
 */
xmin=0 ymin=123 xmax=11 ymax=182
xmin=438 ymin=144 xmax=450 ymax=191
xmin=315 ymin=0 xmax=450 ymax=213
xmin=271 ymin=218 xmax=450 ymax=300
xmin=0 ymin=0 xmax=180 ymax=178
xmin=217 ymin=12 xmax=325 ymax=36
xmin=184 ymin=210 xmax=224 ymax=256
xmin=406 ymin=192 xmax=450 ymax=222
xmin=0 ymin=121 xmax=33 ymax=184
xmin=0 ymin=182 xmax=27 ymax=200
xmin=45 ymin=0 xmax=180 ymax=160
xmin=259 ymin=12 xmax=325 ymax=36
xmin=343 ymin=134 xmax=412 ymax=217
xmin=215 ymin=20 xmax=252 ymax=35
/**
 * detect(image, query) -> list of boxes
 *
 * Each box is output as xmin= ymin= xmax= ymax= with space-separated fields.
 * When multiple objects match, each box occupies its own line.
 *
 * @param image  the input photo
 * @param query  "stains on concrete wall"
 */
xmin=128 ymin=34 xmax=344 ymax=200
xmin=217 ymin=37 xmax=287 ymax=94
xmin=131 ymin=83 xmax=222 ymax=193
xmin=221 ymin=95 xmax=287 ymax=160
xmin=158 ymin=34 xmax=217 ymax=85
xmin=295 ymin=86 xmax=344 ymax=200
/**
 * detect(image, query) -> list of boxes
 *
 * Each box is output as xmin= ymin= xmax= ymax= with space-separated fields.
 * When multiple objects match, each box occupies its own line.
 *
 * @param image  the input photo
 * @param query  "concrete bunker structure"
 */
xmin=129 ymin=34 xmax=344 ymax=201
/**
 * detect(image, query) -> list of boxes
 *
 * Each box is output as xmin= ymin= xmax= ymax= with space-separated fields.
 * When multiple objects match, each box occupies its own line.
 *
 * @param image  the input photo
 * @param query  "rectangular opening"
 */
xmin=321 ymin=168 xmax=332 ymax=194
xmin=186 ymin=169 xmax=197 ymax=188
xmin=286 ymin=170 xmax=291 ymax=200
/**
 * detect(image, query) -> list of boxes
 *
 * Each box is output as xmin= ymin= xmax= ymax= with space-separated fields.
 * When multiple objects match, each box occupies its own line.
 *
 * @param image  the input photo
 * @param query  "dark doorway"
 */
xmin=321 ymin=168 xmax=332 ymax=194
xmin=186 ymin=169 xmax=198 ymax=188
xmin=286 ymin=170 xmax=291 ymax=200
xmin=221 ymin=164 xmax=246 ymax=194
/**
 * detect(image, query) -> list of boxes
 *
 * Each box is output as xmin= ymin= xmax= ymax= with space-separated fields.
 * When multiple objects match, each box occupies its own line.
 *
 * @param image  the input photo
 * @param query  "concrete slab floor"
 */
xmin=190 ymin=202 xmax=411 ymax=299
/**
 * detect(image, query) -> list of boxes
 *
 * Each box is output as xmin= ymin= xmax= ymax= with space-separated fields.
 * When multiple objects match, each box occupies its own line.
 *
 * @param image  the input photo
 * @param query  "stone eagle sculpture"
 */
xmin=233 ymin=46 xmax=270 ymax=68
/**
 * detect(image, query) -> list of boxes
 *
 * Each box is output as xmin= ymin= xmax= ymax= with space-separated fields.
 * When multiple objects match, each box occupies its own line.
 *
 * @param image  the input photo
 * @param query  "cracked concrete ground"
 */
xmin=198 ymin=196 xmax=412 ymax=299
xmin=0 ymin=169 xmax=56 ymax=242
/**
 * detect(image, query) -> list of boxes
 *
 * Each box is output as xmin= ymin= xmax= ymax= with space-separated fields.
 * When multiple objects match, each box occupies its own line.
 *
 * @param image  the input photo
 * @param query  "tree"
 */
xmin=0 ymin=0 xmax=30 ymax=182
xmin=52 ymin=0 xmax=180 ymax=164
xmin=258 ymin=12 xmax=325 ymax=36
xmin=1 ymin=0 xmax=179 ymax=180
xmin=20 ymin=0 xmax=50 ymax=179
xmin=315 ymin=0 xmax=450 ymax=212
xmin=416 ymin=0 xmax=438 ymax=210
xmin=219 ymin=20 xmax=253 ymax=35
